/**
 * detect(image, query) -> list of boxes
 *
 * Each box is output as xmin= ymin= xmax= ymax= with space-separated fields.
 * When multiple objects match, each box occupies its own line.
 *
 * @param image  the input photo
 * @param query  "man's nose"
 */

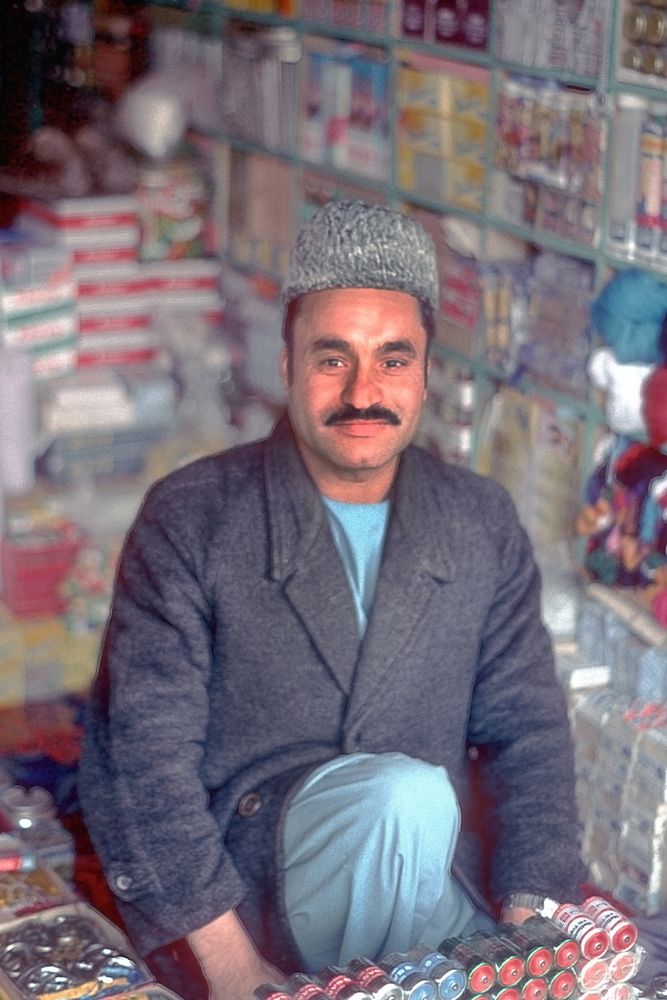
xmin=341 ymin=363 xmax=381 ymax=408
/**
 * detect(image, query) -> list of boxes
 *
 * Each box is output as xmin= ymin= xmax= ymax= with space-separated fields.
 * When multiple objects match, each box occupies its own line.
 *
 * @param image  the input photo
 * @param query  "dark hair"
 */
xmin=281 ymin=294 xmax=436 ymax=382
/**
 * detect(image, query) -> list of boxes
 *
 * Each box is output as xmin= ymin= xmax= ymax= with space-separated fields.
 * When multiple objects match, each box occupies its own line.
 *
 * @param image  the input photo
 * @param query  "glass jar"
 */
xmin=0 ymin=785 xmax=75 ymax=881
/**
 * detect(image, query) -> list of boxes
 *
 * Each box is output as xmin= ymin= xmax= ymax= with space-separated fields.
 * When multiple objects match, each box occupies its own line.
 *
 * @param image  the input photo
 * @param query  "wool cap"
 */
xmin=282 ymin=200 xmax=440 ymax=316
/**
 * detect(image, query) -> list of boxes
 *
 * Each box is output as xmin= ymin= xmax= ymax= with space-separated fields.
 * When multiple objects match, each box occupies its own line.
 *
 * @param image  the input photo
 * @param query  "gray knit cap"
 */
xmin=283 ymin=200 xmax=439 ymax=316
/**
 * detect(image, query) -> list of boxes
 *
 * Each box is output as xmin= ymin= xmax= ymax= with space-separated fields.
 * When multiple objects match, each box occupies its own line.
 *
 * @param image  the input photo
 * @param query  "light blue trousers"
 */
xmin=283 ymin=751 xmax=493 ymax=972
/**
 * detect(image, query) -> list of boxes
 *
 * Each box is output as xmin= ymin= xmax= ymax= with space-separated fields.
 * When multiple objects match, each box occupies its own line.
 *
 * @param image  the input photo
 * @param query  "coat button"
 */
xmin=114 ymin=873 xmax=133 ymax=893
xmin=238 ymin=791 xmax=263 ymax=817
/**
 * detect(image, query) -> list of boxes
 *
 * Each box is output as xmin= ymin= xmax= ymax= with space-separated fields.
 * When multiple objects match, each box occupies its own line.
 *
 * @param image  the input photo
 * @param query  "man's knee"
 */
xmin=347 ymin=752 xmax=459 ymax=832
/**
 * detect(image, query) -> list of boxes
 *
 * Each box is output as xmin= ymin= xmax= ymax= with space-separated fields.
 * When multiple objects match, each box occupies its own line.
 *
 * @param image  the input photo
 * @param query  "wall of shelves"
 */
xmin=145 ymin=0 xmax=617 ymax=494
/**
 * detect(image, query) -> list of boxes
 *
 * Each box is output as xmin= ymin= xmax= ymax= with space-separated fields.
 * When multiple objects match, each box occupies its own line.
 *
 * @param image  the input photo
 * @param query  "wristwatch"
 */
xmin=502 ymin=893 xmax=558 ymax=918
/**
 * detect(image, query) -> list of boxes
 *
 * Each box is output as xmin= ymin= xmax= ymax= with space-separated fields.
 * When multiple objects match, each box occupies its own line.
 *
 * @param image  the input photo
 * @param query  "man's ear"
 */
xmin=280 ymin=345 xmax=290 ymax=390
xmin=424 ymin=356 xmax=432 ymax=398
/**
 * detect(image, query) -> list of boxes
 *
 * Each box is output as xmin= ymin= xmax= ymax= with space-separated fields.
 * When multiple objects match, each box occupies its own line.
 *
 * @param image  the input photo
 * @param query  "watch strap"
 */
xmin=502 ymin=893 xmax=558 ymax=917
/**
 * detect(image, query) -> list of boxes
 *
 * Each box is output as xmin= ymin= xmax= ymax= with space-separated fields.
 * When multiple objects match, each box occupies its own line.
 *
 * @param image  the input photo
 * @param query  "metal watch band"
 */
xmin=503 ymin=893 xmax=558 ymax=917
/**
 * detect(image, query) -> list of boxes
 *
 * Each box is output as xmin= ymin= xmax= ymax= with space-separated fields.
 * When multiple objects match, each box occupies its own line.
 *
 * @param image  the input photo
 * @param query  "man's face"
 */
xmin=281 ymin=287 xmax=429 ymax=500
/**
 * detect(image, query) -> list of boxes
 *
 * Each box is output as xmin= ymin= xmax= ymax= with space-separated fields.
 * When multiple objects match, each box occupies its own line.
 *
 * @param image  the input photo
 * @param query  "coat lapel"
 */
xmin=345 ymin=447 xmax=456 ymax=726
xmin=264 ymin=417 xmax=360 ymax=693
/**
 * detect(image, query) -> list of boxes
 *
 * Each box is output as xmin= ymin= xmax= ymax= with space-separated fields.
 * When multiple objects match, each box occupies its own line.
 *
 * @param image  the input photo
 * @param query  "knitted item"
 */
xmin=591 ymin=268 xmax=667 ymax=365
xmin=282 ymin=200 xmax=439 ymax=316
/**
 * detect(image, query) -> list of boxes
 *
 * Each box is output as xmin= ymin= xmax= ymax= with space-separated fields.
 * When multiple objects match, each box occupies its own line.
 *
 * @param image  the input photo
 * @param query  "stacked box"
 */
xmin=143 ymin=258 xmax=224 ymax=327
xmin=615 ymin=721 xmax=667 ymax=915
xmin=1 ymin=522 xmax=82 ymax=619
xmin=75 ymin=261 xmax=157 ymax=370
xmin=0 ymin=234 xmax=79 ymax=379
xmin=395 ymin=57 xmax=489 ymax=211
xmin=36 ymin=368 xmax=177 ymax=484
xmin=300 ymin=38 xmax=390 ymax=180
xmin=15 ymin=195 xmax=141 ymax=269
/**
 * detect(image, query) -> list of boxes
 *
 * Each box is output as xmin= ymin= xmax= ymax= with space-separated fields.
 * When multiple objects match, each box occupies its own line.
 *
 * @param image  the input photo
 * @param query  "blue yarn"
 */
xmin=591 ymin=269 xmax=667 ymax=364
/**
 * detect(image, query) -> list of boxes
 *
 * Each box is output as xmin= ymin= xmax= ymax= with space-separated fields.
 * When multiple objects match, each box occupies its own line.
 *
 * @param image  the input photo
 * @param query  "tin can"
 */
xmin=285 ymin=973 xmax=332 ymax=999
xmin=546 ymin=969 xmax=577 ymax=1000
xmin=573 ymin=955 xmax=609 ymax=991
xmin=315 ymin=965 xmax=373 ymax=999
xmin=581 ymin=897 xmax=638 ymax=953
xmin=437 ymin=937 xmax=496 ymax=995
xmin=550 ymin=905 xmax=610 ymax=961
xmin=468 ymin=933 xmax=526 ymax=986
xmin=608 ymin=950 xmax=639 ymax=984
xmin=492 ymin=987 xmax=520 ymax=1000
xmin=521 ymin=977 xmax=548 ymax=1000
xmin=497 ymin=925 xmax=553 ymax=978
xmin=380 ymin=954 xmax=419 ymax=980
xmin=522 ymin=918 xmax=580 ymax=969
xmin=251 ymin=986 xmax=293 ymax=1000
xmin=428 ymin=961 xmax=467 ymax=1000
xmin=346 ymin=958 xmax=404 ymax=999
xmin=398 ymin=971 xmax=438 ymax=999
xmin=407 ymin=947 xmax=442 ymax=974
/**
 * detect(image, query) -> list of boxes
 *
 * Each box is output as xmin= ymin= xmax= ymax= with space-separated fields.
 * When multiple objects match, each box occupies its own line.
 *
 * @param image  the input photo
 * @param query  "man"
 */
xmin=78 ymin=200 xmax=585 ymax=1000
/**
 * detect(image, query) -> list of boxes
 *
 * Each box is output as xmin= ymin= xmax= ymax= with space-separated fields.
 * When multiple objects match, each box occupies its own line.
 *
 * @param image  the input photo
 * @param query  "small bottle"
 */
xmin=0 ymin=785 xmax=75 ymax=881
xmin=646 ymin=9 xmax=667 ymax=42
xmin=401 ymin=0 xmax=427 ymax=37
xmin=623 ymin=8 xmax=648 ymax=40
xmin=461 ymin=0 xmax=488 ymax=47
xmin=621 ymin=46 xmax=645 ymax=70
xmin=434 ymin=0 xmax=463 ymax=43
xmin=642 ymin=48 xmax=666 ymax=75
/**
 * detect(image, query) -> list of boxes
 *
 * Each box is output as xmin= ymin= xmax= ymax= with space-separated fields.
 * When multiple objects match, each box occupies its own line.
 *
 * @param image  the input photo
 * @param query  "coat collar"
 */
xmin=263 ymin=413 xmax=456 ymax=698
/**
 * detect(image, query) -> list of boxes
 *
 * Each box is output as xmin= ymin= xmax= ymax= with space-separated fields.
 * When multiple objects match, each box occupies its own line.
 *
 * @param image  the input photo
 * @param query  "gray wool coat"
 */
xmin=78 ymin=414 xmax=585 ymax=966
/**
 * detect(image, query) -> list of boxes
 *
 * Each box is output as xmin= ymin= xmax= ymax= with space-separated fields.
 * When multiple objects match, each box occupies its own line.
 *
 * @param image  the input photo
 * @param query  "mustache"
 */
xmin=324 ymin=404 xmax=401 ymax=426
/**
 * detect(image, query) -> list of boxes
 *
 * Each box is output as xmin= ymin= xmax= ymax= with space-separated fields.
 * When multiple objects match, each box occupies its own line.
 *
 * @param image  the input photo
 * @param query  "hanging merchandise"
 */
xmin=577 ymin=270 xmax=667 ymax=608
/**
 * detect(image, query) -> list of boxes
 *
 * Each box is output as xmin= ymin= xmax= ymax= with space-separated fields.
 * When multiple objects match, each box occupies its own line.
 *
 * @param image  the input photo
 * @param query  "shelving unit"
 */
xmin=144 ymin=0 xmax=615 ymax=505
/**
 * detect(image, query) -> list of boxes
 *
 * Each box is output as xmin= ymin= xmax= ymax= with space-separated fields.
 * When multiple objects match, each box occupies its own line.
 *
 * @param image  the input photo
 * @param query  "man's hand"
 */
xmin=188 ymin=909 xmax=285 ymax=1000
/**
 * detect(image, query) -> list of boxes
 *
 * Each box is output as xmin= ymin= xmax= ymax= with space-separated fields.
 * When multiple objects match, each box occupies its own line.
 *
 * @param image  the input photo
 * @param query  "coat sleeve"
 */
xmin=465 ymin=484 xmax=586 ymax=907
xmin=77 ymin=479 xmax=248 ymax=955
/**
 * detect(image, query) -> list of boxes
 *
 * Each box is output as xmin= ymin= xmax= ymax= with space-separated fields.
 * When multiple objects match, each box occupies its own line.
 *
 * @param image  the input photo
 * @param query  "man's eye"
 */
xmin=320 ymin=357 xmax=345 ymax=368
xmin=384 ymin=357 xmax=407 ymax=368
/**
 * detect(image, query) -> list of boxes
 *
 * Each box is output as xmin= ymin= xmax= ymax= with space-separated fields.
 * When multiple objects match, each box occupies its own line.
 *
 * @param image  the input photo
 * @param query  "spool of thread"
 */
xmin=0 ymin=348 xmax=35 ymax=495
xmin=581 ymin=897 xmax=638 ymax=952
xmin=550 ymin=905 xmax=610 ymax=961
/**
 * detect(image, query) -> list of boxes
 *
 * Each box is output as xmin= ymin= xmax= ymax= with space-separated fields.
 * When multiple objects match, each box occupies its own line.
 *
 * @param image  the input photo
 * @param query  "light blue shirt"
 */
xmin=322 ymin=496 xmax=390 ymax=637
